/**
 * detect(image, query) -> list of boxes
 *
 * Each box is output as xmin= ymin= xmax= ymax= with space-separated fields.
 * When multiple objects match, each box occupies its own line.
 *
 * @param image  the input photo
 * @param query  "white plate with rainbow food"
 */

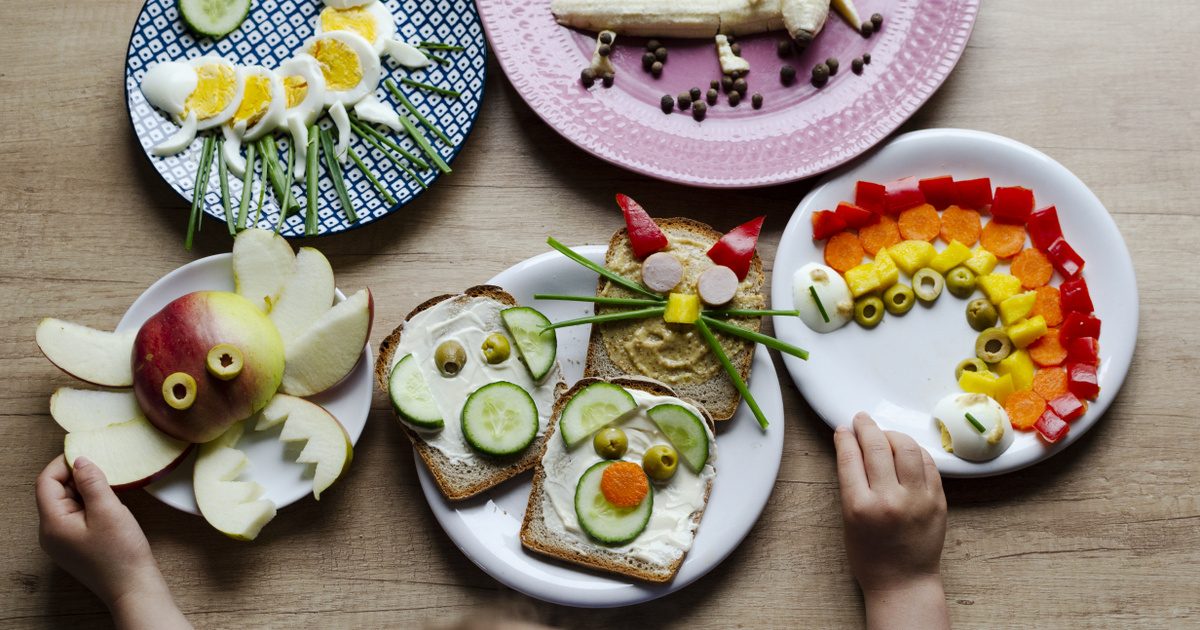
xmin=772 ymin=128 xmax=1137 ymax=477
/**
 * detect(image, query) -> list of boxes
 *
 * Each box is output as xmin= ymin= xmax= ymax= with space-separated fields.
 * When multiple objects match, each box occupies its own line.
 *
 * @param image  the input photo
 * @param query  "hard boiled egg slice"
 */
xmin=328 ymin=101 xmax=352 ymax=163
xmin=323 ymin=0 xmax=375 ymax=8
xmin=933 ymin=393 xmax=1014 ymax=462
xmin=221 ymin=66 xmax=286 ymax=177
xmin=141 ymin=61 xmax=198 ymax=119
xmin=316 ymin=1 xmax=397 ymax=55
xmin=141 ymin=57 xmax=244 ymax=155
xmin=792 ymin=262 xmax=853 ymax=333
xmin=187 ymin=56 xmax=246 ymax=131
xmin=304 ymin=31 xmax=381 ymax=108
xmin=353 ymin=93 xmax=402 ymax=131
xmin=276 ymin=55 xmax=327 ymax=180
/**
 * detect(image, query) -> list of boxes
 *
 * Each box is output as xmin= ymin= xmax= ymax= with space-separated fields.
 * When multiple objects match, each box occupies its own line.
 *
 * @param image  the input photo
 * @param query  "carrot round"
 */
xmin=939 ymin=205 xmax=982 ymax=247
xmin=1005 ymin=389 xmax=1047 ymax=430
xmin=980 ymin=220 xmax=1026 ymax=259
xmin=1011 ymin=248 xmax=1053 ymax=288
xmin=859 ymin=215 xmax=901 ymax=256
xmin=1032 ymin=367 xmax=1068 ymax=401
xmin=824 ymin=231 xmax=865 ymax=273
xmin=1029 ymin=327 xmax=1068 ymax=367
xmin=897 ymin=203 xmax=941 ymax=242
xmin=599 ymin=461 xmax=649 ymax=508
xmin=1030 ymin=286 xmax=1064 ymax=327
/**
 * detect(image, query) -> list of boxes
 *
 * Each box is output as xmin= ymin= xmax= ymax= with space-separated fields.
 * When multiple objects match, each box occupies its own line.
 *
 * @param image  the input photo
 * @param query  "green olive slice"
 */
xmin=854 ymin=295 xmax=885 ymax=328
xmin=975 ymin=329 xmax=1014 ymax=363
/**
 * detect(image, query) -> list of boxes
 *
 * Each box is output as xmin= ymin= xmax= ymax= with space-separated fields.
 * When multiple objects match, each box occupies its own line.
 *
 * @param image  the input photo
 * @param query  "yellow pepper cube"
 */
xmin=845 ymin=262 xmax=882 ymax=298
xmin=959 ymin=370 xmax=998 ymax=396
xmin=873 ymin=249 xmax=900 ymax=290
xmin=888 ymin=240 xmax=936 ymax=277
xmin=991 ymin=373 xmax=1016 ymax=404
xmin=930 ymin=240 xmax=972 ymax=275
xmin=663 ymin=293 xmax=700 ymax=324
xmin=1000 ymin=291 xmax=1038 ymax=326
xmin=963 ymin=248 xmax=998 ymax=276
xmin=1007 ymin=315 xmax=1048 ymax=349
xmin=978 ymin=274 xmax=1022 ymax=304
xmin=996 ymin=350 xmax=1035 ymax=392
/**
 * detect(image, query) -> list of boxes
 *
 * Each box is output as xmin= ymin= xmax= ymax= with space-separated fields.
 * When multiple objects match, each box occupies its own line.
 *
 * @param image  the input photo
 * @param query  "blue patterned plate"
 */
xmin=125 ymin=0 xmax=486 ymax=237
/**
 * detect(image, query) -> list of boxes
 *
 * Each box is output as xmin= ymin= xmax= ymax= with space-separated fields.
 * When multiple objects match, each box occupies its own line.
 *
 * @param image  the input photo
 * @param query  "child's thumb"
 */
xmin=71 ymin=457 xmax=120 ymax=511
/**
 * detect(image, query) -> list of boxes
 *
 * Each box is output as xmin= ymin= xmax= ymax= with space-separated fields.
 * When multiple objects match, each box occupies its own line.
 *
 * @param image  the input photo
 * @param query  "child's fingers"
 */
xmin=70 ymin=457 xmax=121 ymax=516
xmin=852 ymin=413 xmax=897 ymax=488
xmin=922 ymin=448 xmax=944 ymax=497
xmin=833 ymin=425 xmax=869 ymax=498
xmin=885 ymin=431 xmax=926 ymax=488
xmin=35 ymin=456 xmax=82 ymax=521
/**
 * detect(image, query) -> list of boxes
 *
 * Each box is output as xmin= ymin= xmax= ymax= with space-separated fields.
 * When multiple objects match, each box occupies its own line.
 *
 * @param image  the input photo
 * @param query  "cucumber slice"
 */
xmin=647 ymin=404 xmax=709 ymax=472
xmin=501 ymin=307 xmax=557 ymax=381
xmin=179 ymin=0 xmax=252 ymax=38
xmin=559 ymin=382 xmax=637 ymax=448
xmin=388 ymin=354 xmax=443 ymax=429
xmin=461 ymin=381 xmax=538 ymax=456
xmin=575 ymin=461 xmax=653 ymax=545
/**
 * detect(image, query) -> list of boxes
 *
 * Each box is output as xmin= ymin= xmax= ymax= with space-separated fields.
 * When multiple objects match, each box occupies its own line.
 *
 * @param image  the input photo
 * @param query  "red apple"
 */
xmin=133 ymin=291 xmax=285 ymax=443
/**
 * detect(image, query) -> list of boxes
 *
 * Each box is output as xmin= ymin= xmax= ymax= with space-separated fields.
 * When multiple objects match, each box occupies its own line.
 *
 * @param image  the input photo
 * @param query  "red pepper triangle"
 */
xmin=615 ymin=194 xmax=669 ymax=259
xmin=707 ymin=216 xmax=765 ymax=281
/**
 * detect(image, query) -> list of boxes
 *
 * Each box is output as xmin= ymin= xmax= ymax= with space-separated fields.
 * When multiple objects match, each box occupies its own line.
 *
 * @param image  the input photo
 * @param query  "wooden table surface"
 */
xmin=2 ymin=1 xmax=1197 ymax=628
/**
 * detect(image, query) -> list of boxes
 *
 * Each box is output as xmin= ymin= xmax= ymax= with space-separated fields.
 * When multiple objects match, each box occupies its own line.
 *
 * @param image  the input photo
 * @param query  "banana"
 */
xmin=780 ymin=0 xmax=831 ymax=49
xmin=831 ymin=0 xmax=861 ymax=29
xmin=550 ymin=0 xmax=831 ymax=45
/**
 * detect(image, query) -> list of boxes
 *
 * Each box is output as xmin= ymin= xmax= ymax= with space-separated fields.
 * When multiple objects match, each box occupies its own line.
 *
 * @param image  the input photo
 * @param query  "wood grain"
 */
xmin=1 ymin=1 xmax=1197 ymax=628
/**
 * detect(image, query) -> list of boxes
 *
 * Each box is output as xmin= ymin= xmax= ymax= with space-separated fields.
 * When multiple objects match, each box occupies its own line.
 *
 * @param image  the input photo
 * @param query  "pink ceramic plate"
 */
xmin=476 ymin=0 xmax=979 ymax=188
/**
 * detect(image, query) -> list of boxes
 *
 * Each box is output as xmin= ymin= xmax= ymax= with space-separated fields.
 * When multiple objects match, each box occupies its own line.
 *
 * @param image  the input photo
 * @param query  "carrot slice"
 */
xmin=939 ymin=205 xmax=982 ymax=247
xmin=897 ymin=203 xmax=941 ymax=242
xmin=599 ymin=461 xmax=649 ymax=508
xmin=1029 ymin=328 xmax=1068 ymax=367
xmin=980 ymin=220 xmax=1026 ymax=259
xmin=1005 ymin=389 xmax=1047 ymax=430
xmin=825 ymin=231 xmax=865 ymax=273
xmin=1011 ymin=248 xmax=1054 ymax=289
xmin=1032 ymin=367 xmax=1069 ymax=401
xmin=859 ymin=215 xmax=901 ymax=256
xmin=1030 ymin=286 xmax=1064 ymax=327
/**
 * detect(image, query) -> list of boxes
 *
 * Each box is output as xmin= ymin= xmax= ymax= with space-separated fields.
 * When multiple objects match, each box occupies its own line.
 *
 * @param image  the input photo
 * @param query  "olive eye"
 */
xmin=435 ymin=341 xmax=467 ymax=377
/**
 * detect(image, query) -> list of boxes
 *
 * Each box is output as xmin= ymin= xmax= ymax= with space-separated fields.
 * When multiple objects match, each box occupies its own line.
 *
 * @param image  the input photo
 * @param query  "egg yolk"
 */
xmin=232 ymin=75 xmax=273 ymax=127
xmin=184 ymin=63 xmax=238 ymax=120
xmin=282 ymin=75 xmax=309 ymax=109
xmin=319 ymin=6 xmax=378 ymax=45
xmin=311 ymin=38 xmax=363 ymax=92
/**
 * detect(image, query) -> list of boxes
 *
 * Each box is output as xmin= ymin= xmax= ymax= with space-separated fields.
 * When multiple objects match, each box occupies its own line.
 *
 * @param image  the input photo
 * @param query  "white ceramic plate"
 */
xmin=117 ymin=254 xmax=373 ymax=514
xmin=773 ymin=128 xmax=1137 ymax=477
xmin=411 ymin=246 xmax=785 ymax=607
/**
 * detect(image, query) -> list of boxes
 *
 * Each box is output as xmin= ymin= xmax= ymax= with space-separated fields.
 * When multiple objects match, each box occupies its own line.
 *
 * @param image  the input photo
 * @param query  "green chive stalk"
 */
xmin=695 ymin=318 xmax=769 ymax=430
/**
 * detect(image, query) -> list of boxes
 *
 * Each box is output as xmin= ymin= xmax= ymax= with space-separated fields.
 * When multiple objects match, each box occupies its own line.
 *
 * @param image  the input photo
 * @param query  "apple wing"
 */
xmin=268 ymin=247 xmax=336 ymax=343
xmin=36 ymin=319 xmax=134 ymax=387
xmin=194 ymin=423 xmax=277 ymax=541
xmin=232 ymin=228 xmax=296 ymax=313
xmin=50 ymin=388 xmax=142 ymax=433
xmin=279 ymin=289 xmax=372 ymax=397
xmin=63 ymin=416 xmax=191 ymax=490
xmin=256 ymin=394 xmax=352 ymax=500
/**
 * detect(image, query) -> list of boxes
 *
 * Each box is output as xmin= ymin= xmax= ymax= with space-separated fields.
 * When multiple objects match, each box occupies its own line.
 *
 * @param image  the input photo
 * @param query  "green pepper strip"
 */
xmin=703 ymin=308 xmax=801 ymax=318
xmin=384 ymin=80 xmax=452 ymax=145
xmin=695 ymin=318 xmax=769 ymax=430
xmin=217 ymin=137 xmax=234 ymax=235
xmin=350 ymin=118 xmax=430 ymax=170
xmin=700 ymin=316 xmax=809 ymax=361
xmin=533 ymin=294 xmax=661 ymax=307
xmin=546 ymin=237 xmax=663 ymax=301
xmin=346 ymin=146 xmax=397 ymax=206
xmin=305 ymin=124 xmax=319 ymax=237
xmin=541 ymin=307 xmax=665 ymax=331
xmin=185 ymin=135 xmax=216 ymax=250
xmin=400 ymin=77 xmax=461 ymax=98
xmin=965 ymin=413 xmax=986 ymax=433
xmin=319 ymin=127 xmax=358 ymax=224
xmin=236 ymin=142 xmax=256 ymax=231
xmin=809 ymin=286 xmax=830 ymax=323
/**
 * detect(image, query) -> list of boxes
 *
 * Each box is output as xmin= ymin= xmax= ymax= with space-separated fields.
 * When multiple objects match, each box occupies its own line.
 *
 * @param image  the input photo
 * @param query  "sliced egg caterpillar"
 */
xmin=142 ymin=56 xmax=245 ymax=156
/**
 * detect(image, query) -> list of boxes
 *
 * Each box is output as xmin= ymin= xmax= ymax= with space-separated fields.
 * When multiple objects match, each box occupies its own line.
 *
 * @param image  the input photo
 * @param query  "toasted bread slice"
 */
xmin=375 ymin=285 xmax=567 ymax=500
xmin=520 ymin=376 xmax=716 ymax=583
xmin=584 ymin=218 xmax=764 ymax=420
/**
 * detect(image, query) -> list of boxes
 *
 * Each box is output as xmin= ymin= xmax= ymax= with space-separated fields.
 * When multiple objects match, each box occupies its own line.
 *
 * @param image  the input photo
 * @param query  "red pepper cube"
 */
xmin=884 ymin=176 xmax=926 ymax=215
xmin=1048 ymin=393 xmax=1087 ymax=422
xmin=1046 ymin=238 xmax=1085 ymax=277
xmin=1060 ymin=277 xmax=1094 ymax=314
xmin=1060 ymin=311 xmax=1102 ymax=342
xmin=918 ymin=175 xmax=956 ymax=210
xmin=991 ymin=186 xmax=1035 ymax=224
xmin=855 ymin=181 xmax=887 ymax=214
xmin=953 ymin=177 xmax=993 ymax=210
xmin=811 ymin=210 xmax=848 ymax=241
xmin=1027 ymin=206 xmax=1064 ymax=251
xmin=835 ymin=202 xmax=878 ymax=229
xmin=1067 ymin=363 xmax=1100 ymax=400
xmin=708 ymin=216 xmax=765 ymax=281
xmin=1067 ymin=337 xmax=1100 ymax=366
xmin=1034 ymin=409 xmax=1070 ymax=443
xmin=616 ymin=194 xmax=669 ymax=258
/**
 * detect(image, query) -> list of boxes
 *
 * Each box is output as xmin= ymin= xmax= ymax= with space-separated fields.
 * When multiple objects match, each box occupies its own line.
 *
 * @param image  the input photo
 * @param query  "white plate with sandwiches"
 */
xmin=378 ymin=245 xmax=785 ymax=607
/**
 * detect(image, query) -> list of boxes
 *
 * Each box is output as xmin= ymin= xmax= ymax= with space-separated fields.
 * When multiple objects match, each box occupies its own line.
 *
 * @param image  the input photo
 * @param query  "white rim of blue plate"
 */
xmin=124 ymin=0 xmax=487 ymax=238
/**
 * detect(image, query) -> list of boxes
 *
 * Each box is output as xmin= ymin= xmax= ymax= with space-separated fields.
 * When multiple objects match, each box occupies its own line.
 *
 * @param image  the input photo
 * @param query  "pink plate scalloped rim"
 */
xmin=476 ymin=0 xmax=979 ymax=188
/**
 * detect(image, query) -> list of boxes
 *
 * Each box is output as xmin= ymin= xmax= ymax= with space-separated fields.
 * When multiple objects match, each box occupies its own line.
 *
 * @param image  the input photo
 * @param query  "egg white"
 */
xmin=933 ymin=393 xmax=1014 ymax=462
xmin=189 ymin=55 xmax=246 ymax=131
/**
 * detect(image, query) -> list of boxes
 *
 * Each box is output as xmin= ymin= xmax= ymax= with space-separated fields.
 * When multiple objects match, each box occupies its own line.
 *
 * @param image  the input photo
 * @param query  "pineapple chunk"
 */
xmin=978 ymin=274 xmax=1022 ymax=304
xmin=664 ymin=293 xmax=700 ymax=324
xmin=991 ymin=373 xmax=1016 ymax=404
xmin=958 ymin=370 xmax=1015 ymax=403
xmin=845 ymin=262 xmax=882 ymax=298
xmin=930 ymin=240 xmax=973 ymax=275
xmin=888 ymin=240 xmax=936 ymax=276
xmin=999 ymin=291 xmax=1038 ymax=326
xmin=963 ymin=248 xmax=998 ymax=276
xmin=996 ymin=350 xmax=1035 ymax=391
xmin=873 ymin=249 xmax=900 ymax=290
xmin=1007 ymin=315 xmax=1048 ymax=349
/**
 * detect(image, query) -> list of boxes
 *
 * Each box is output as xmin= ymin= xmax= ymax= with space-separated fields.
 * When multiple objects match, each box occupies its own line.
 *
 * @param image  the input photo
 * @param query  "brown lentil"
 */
xmin=731 ymin=42 xmax=742 ymax=56
xmin=780 ymin=64 xmax=797 ymax=85
xmin=729 ymin=91 xmax=742 ymax=107
xmin=860 ymin=22 xmax=874 ymax=37
xmin=777 ymin=39 xmax=793 ymax=57
xmin=733 ymin=77 xmax=748 ymax=95
xmin=863 ymin=52 xmax=872 ymax=64
xmin=751 ymin=93 xmax=763 ymax=109
xmin=706 ymin=88 xmax=718 ymax=105
xmin=597 ymin=44 xmax=611 ymax=57
xmin=660 ymin=94 xmax=674 ymax=114
xmin=651 ymin=61 xmax=663 ymax=77
xmin=654 ymin=47 xmax=668 ymax=62
xmin=852 ymin=57 xmax=864 ymax=74
xmin=642 ymin=52 xmax=655 ymax=71
xmin=710 ymin=79 xmax=720 ymax=89
xmin=871 ymin=13 xmax=883 ymax=29
xmin=677 ymin=92 xmax=692 ymax=110
xmin=601 ymin=72 xmax=614 ymax=88
xmin=646 ymin=39 xmax=661 ymax=51
xmin=826 ymin=57 xmax=839 ymax=75
xmin=690 ymin=87 xmax=702 ymax=101
xmin=811 ymin=63 xmax=830 ymax=86
xmin=599 ymin=32 xmax=613 ymax=45
xmin=580 ymin=68 xmax=596 ymax=87
xmin=721 ymin=75 xmax=734 ymax=93
xmin=692 ymin=101 xmax=707 ymax=121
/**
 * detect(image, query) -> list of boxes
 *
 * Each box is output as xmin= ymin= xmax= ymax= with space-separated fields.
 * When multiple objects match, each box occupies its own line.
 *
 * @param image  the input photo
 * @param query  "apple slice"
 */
xmin=280 ymin=289 xmax=373 ymax=397
xmin=256 ymin=394 xmax=352 ymax=500
xmin=36 ymin=319 xmax=134 ymax=387
xmin=50 ymin=388 xmax=142 ymax=433
xmin=194 ymin=422 xmax=277 ymax=541
xmin=63 ymin=416 xmax=192 ymax=490
xmin=232 ymin=228 xmax=296 ymax=312
xmin=268 ymin=247 xmax=335 ymax=343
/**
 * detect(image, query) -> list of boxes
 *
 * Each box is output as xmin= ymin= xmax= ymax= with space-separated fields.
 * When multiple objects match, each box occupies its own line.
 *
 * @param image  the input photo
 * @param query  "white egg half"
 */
xmin=141 ymin=61 xmax=198 ymax=118
xmin=933 ymin=393 xmax=1014 ymax=462
xmin=277 ymin=54 xmax=327 ymax=129
xmin=792 ymin=262 xmax=853 ymax=333
xmin=152 ymin=112 xmax=198 ymax=156
xmin=316 ymin=1 xmax=397 ymax=54
xmin=353 ymin=93 xmax=402 ymax=131
xmin=187 ymin=56 xmax=246 ymax=131
xmin=328 ymin=100 xmax=352 ymax=163
xmin=287 ymin=117 xmax=311 ymax=181
xmin=383 ymin=39 xmax=431 ymax=69
xmin=304 ymin=31 xmax=382 ymax=108
xmin=323 ymin=0 xmax=375 ymax=8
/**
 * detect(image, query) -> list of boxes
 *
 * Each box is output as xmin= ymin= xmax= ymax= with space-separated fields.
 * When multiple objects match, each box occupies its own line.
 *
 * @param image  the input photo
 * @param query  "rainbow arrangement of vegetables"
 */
xmin=810 ymin=174 xmax=1101 ymax=448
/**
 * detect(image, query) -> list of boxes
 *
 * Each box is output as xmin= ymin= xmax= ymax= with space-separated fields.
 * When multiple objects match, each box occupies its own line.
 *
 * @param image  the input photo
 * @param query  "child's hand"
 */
xmin=834 ymin=413 xmax=949 ymax=630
